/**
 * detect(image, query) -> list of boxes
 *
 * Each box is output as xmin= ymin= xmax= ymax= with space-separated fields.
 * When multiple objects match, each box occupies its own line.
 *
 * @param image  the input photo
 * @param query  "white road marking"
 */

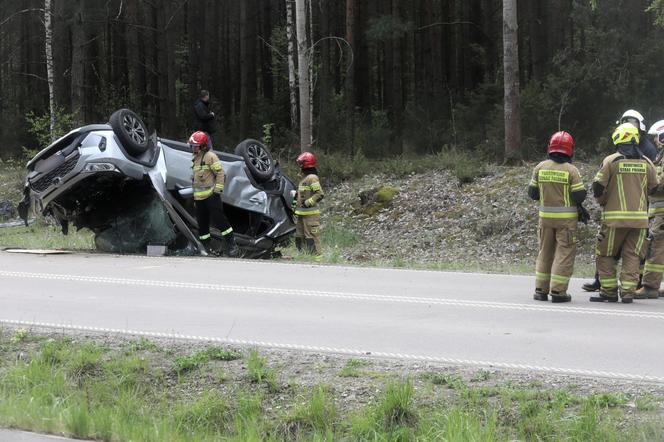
xmin=1 ymin=319 xmax=663 ymax=383
xmin=1 ymin=270 xmax=662 ymax=320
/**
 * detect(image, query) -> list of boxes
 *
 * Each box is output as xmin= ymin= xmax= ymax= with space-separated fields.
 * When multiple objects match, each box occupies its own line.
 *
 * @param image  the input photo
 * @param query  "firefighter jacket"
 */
xmin=295 ymin=174 xmax=324 ymax=216
xmin=529 ymin=159 xmax=586 ymax=228
xmin=593 ymin=152 xmax=658 ymax=228
xmin=648 ymin=152 xmax=664 ymax=217
xmin=192 ymin=150 xmax=225 ymax=201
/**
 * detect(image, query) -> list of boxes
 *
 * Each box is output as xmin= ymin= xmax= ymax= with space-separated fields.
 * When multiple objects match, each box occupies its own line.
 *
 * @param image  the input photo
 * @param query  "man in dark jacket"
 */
xmin=193 ymin=90 xmax=216 ymax=147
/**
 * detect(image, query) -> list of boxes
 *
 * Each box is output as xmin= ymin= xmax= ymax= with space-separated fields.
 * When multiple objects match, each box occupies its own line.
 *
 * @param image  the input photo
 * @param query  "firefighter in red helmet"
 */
xmin=293 ymin=152 xmax=324 ymax=261
xmin=189 ymin=131 xmax=239 ymax=257
xmin=528 ymin=131 xmax=587 ymax=302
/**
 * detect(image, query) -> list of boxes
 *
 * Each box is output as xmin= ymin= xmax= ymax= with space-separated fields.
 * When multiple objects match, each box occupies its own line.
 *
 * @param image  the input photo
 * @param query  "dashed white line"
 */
xmin=1 ymin=270 xmax=663 ymax=320
xmin=2 ymin=319 xmax=662 ymax=383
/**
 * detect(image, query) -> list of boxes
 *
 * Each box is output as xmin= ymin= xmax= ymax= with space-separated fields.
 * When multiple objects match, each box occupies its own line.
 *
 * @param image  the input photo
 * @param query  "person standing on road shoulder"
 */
xmin=590 ymin=123 xmax=658 ymax=303
xmin=189 ymin=131 xmax=239 ymax=257
xmin=193 ymin=90 xmax=216 ymax=148
xmin=528 ymin=131 xmax=587 ymax=303
xmin=635 ymin=121 xmax=664 ymax=299
xmin=293 ymin=152 xmax=324 ymax=261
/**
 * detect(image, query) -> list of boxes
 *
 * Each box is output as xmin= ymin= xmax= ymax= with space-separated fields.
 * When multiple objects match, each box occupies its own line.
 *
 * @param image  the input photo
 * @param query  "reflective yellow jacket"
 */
xmin=295 ymin=174 xmax=324 ymax=216
xmin=192 ymin=151 xmax=225 ymax=201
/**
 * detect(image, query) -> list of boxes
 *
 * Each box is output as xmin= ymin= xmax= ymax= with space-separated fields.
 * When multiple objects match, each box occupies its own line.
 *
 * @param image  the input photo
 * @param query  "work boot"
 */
xmin=621 ymin=295 xmax=634 ymax=304
xmin=589 ymin=292 xmax=619 ymax=303
xmin=305 ymin=238 xmax=317 ymax=254
xmin=634 ymin=286 xmax=659 ymax=300
xmin=582 ymin=276 xmax=601 ymax=292
xmin=200 ymin=238 xmax=215 ymax=256
xmin=550 ymin=291 xmax=571 ymax=303
xmin=533 ymin=289 xmax=549 ymax=301
xmin=224 ymin=233 xmax=240 ymax=258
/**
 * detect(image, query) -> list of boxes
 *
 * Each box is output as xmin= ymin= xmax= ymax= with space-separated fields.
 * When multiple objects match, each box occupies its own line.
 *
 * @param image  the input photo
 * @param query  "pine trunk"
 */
xmin=503 ymin=0 xmax=521 ymax=162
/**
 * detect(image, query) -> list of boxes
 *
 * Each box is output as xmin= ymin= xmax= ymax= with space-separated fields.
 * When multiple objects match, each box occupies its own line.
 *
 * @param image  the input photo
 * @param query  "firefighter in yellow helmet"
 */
xmin=293 ymin=152 xmax=324 ymax=261
xmin=590 ymin=123 xmax=658 ymax=303
xmin=189 ymin=131 xmax=239 ymax=257
xmin=635 ymin=120 xmax=664 ymax=299
xmin=528 ymin=131 xmax=587 ymax=303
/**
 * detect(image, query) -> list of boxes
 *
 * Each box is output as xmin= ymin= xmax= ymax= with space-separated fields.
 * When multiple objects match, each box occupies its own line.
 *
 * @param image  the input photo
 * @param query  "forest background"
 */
xmin=2 ymin=0 xmax=664 ymax=162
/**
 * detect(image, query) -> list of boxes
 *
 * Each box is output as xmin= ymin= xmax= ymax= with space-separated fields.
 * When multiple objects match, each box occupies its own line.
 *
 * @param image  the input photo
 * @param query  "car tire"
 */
xmin=234 ymin=139 xmax=275 ymax=182
xmin=109 ymin=109 xmax=150 ymax=155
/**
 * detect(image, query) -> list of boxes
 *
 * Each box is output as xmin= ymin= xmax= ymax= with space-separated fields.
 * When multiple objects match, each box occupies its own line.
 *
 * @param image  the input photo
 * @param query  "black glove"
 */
xmin=577 ymin=204 xmax=590 ymax=225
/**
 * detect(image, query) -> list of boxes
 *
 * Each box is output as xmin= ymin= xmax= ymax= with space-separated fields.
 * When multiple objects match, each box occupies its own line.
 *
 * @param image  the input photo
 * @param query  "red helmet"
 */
xmin=297 ymin=151 xmax=317 ymax=169
xmin=188 ymin=131 xmax=209 ymax=147
xmin=547 ymin=131 xmax=574 ymax=156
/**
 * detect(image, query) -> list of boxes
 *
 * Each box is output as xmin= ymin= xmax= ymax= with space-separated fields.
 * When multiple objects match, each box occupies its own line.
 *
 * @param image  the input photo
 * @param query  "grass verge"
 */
xmin=0 ymin=331 xmax=662 ymax=441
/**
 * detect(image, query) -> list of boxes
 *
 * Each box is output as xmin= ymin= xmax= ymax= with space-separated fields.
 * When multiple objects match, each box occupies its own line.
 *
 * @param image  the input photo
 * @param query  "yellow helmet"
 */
xmin=612 ymin=123 xmax=640 ymax=146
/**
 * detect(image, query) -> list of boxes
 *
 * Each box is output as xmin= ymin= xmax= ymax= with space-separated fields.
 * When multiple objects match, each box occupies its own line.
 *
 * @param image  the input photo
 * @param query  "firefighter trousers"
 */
xmin=295 ymin=214 xmax=321 ymax=257
xmin=596 ymin=225 xmax=647 ymax=297
xmin=195 ymin=194 xmax=233 ymax=241
xmin=642 ymin=217 xmax=664 ymax=289
xmin=535 ymin=226 xmax=576 ymax=293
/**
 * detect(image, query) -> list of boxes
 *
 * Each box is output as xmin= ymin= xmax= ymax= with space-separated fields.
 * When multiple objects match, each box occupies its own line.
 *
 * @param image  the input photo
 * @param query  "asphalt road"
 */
xmin=1 ymin=251 xmax=664 ymax=382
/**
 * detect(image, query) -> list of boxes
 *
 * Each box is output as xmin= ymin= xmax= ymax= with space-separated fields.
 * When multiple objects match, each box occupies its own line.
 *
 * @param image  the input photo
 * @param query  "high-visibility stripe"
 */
xmin=529 ymin=180 xmax=538 ymax=187
xmin=563 ymin=184 xmax=570 ymax=207
xmin=600 ymin=277 xmax=618 ymax=288
xmin=622 ymin=281 xmax=638 ymax=289
xmin=536 ymin=272 xmax=551 ymax=280
xmin=639 ymin=175 xmax=648 ymax=212
xmin=193 ymin=165 xmax=211 ymax=171
xmin=635 ymin=229 xmax=646 ymax=254
xmin=299 ymin=185 xmax=312 ymax=191
xmin=210 ymin=161 xmax=222 ymax=171
xmin=648 ymin=207 xmax=664 ymax=216
xmin=571 ymin=182 xmax=585 ymax=191
xmin=602 ymin=211 xmax=648 ymax=220
xmin=644 ymin=263 xmax=664 ymax=272
xmin=221 ymin=227 xmax=233 ymax=236
xmin=608 ymin=228 xmax=615 ymax=256
xmin=194 ymin=187 xmax=214 ymax=199
xmin=295 ymin=208 xmax=321 ymax=215
xmin=539 ymin=212 xmax=577 ymax=219
xmin=550 ymin=274 xmax=570 ymax=283
xmin=617 ymin=174 xmax=627 ymax=212
xmin=214 ymin=184 xmax=224 ymax=192
xmin=199 ymin=234 xmax=211 ymax=240
xmin=594 ymin=172 xmax=604 ymax=181
xmin=310 ymin=182 xmax=322 ymax=191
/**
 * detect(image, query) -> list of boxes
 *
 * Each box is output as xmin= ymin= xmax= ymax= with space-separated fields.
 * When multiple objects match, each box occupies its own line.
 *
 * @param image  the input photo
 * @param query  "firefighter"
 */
xmin=582 ymin=109 xmax=659 ymax=292
xmin=528 ymin=131 xmax=587 ymax=303
xmin=189 ymin=131 xmax=239 ymax=257
xmin=590 ymin=123 xmax=658 ymax=303
xmin=294 ymin=152 xmax=324 ymax=261
xmin=635 ymin=120 xmax=664 ymax=299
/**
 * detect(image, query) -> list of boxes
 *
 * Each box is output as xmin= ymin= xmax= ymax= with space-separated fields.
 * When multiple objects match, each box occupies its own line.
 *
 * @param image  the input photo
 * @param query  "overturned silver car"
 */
xmin=18 ymin=109 xmax=296 ymax=258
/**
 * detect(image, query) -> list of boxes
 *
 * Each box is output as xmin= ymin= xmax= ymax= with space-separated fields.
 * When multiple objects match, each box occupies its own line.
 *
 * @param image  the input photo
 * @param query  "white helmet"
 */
xmin=620 ymin=109 xmax=647 ymax=132
xmin=648 ymin=120 xmax=664 ymax=146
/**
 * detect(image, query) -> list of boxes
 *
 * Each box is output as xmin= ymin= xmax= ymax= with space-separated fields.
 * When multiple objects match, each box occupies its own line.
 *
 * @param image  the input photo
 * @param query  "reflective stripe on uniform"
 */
xmin=635 ymin=229 xmax=646 ymax=254
xmin=221 ymin=227 xmax=233 ymax=236
xmin=538 ymin=206 xmax=577 ymax=219
xmin=622 ymin=281 xmax=638 ymax=289
xmin=602 ymin=211 xmax=648 ymax=221
xmin=571 ymin=182 xmax=585 ymax=192
xmin=211 ymin=161 xmax=223 ymax=171
xmin=310 ymin=182 xmax=322 ymax=191
xmin=199 ymin=234 xmax=211 ymax=240
xmin=617 ymin=174 xmax=627 ymax=211
xmin=194 ymin=187 xmax=214 ymax=199
xmin=538 ymin=170 xmax=569 ymax=183
xmin=600 ymin=277 xmax=618 ymax=288
xmin=295 ymin=207 xmax=321 ymax=215
xmin=536 ymin=272 xmax=551 ymax=280
xmin=299 ymin=185 xmax=313 ymax=191
xmin=214 ymin=184 xmax=224 ymax=192
xmin=550 ymin=274 xmax=570 ymax=283
xmin=644 ymin=263 xmax=664 ymax=272
xmin=193 ymin=165 xmax=210 ymax=171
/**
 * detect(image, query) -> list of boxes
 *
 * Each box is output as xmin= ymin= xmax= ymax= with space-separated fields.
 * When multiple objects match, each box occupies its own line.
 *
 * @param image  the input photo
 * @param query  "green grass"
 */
xmin=246 ymin=349 xmax=279 ymax=392
xmin=339 ymin=358 xmax=371 ymax=378
xmin=0 ymin=333 xmax=662 ymax=441
xmin=174 ymin=346 xmax=241 ymax=374
xmin=0 ymin=222 xmax=94 ymax=250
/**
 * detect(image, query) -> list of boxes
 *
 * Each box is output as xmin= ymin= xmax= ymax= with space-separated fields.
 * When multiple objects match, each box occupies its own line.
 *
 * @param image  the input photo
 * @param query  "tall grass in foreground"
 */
xmin=0 ymin=333 xmax=661 ymax=441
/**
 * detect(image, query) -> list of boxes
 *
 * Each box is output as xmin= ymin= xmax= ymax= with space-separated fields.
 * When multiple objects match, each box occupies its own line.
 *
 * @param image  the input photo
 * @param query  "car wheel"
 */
xmin=109 ymin=109 xmax=150 ymax=155
xmin=235 ymin=139 xmax=275 ymax=182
